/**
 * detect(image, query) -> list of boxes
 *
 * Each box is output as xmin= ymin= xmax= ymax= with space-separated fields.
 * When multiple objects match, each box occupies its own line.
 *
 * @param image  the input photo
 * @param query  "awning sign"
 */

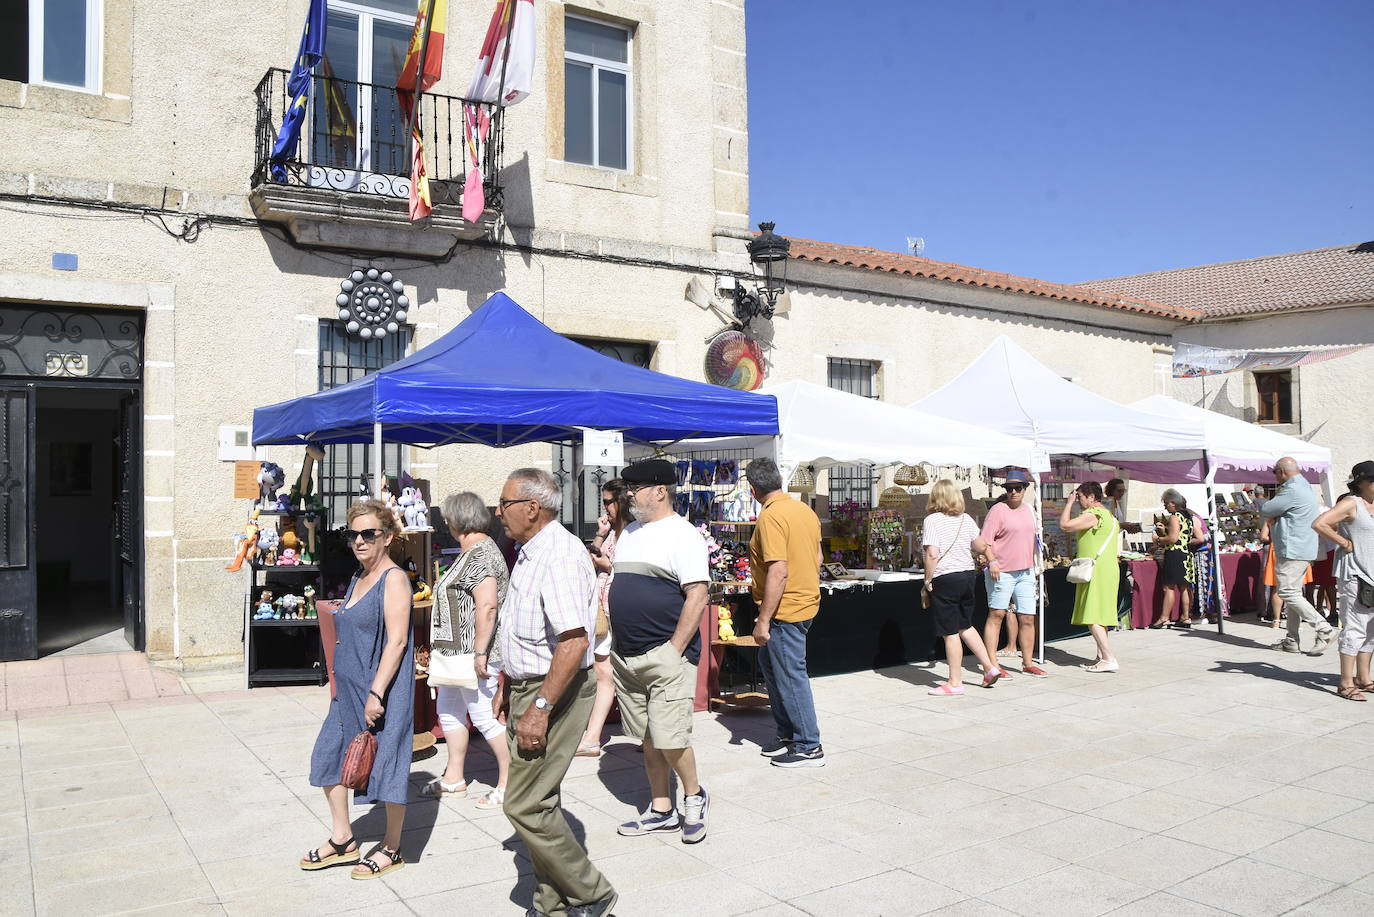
xmin=581 ymin=428 xmax=624 ymax=467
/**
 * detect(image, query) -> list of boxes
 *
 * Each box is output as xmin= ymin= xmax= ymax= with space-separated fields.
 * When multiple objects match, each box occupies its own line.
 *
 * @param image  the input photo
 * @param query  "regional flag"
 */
xmin=269 ymin=0 xmax=328 ymax=182
xmin=396 ymin=0 xmax=448 ymax=220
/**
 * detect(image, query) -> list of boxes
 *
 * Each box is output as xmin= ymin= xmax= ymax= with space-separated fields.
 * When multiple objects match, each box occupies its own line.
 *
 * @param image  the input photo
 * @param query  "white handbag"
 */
xmin=427 ymin=648 xmax=478 ymax=688
xmin=1067 ymin=513 xmax=1118 ymax=584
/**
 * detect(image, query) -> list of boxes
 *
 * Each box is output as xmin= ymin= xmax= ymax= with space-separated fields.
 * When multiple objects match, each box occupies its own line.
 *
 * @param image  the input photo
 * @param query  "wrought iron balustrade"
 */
xmin=252 ymin=68 xmax=504 ymax=213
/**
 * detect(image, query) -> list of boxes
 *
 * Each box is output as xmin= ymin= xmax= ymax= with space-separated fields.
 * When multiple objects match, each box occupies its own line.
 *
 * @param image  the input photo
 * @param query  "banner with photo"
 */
xmin=1173 ymin=342 xmax=1370 ymax=378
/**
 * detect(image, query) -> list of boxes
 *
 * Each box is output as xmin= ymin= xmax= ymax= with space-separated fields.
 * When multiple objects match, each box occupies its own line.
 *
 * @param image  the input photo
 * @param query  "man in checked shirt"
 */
xmin=494 ymin=468 xmax=618 ymax=917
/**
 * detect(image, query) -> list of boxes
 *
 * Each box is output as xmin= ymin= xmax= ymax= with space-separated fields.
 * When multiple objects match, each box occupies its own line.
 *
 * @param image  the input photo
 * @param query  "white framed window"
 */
xmin=26 ymin=0 xmax=103 ymax=93
xmin=563 ymin=13 xmax=632 ymax=171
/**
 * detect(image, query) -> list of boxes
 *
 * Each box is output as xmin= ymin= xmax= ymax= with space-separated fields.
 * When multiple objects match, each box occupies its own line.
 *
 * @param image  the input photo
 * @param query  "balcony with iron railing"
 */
xmin=250 ymin=67 xmax=505 ymax=256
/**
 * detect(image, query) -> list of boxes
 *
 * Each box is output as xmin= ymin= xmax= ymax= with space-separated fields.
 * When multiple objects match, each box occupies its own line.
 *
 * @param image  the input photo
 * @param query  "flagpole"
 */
xmin=411 ymin=0 xmax=439 ymax=139
xmin=492 ymin=0 xmax=517 ymax=106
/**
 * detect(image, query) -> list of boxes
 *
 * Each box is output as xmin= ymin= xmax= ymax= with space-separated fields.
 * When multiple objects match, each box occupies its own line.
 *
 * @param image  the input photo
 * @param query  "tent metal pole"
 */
xmin=373 ymin=422 xmax=383 ymax=500
xmin=1203 ymin=451 xmax=1226 ymax=635
xmin=1033 ymin=470 xmax=1045 ymax=664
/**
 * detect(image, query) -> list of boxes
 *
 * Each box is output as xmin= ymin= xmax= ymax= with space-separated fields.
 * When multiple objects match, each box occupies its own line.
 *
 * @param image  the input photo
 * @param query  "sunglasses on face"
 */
xmin=1004 ymin=484 xmax=1026 ymax=493
xmin=602 ymin=498 xmax=617 ymax=507
xmin=344 ymin=528 xmax=384 ymax=544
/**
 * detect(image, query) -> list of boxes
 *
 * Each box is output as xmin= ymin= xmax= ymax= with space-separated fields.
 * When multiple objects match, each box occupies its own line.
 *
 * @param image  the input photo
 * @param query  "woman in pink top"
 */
xmin=578 ymin=478 xmax=632 ymax=756
xmin=978 ymin=470 xmax=1046 ymax=678
xmin=923 ymin=480 xmax=1006 ymax=696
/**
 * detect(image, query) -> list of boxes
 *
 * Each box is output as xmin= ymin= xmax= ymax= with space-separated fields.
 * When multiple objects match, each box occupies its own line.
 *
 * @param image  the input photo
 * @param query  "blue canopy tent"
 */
xmin=252 ymin=293 xmax=779 ymax=494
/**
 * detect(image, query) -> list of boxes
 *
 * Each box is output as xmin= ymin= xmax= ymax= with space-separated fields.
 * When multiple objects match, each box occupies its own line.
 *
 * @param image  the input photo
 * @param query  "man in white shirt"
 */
xmin=495 ymin=468 xmax=617 ymax=917
xmin=609 ymin=459 xmax=712 ymax=844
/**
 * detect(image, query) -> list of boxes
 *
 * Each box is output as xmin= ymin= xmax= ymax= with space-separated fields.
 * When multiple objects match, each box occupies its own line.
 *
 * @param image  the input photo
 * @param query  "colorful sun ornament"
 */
xmin=705 ymin=331 xmax=765 ymax=391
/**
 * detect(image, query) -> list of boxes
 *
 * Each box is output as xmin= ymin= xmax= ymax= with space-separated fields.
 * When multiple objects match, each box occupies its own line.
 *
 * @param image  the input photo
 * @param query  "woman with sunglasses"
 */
xmin=579 ymin=478 xmax=632 ymax=756
xmin=303 ymin=498 xmax=413 ymax=879
xmin=979 ymin=470 xmax=1047 ymax=677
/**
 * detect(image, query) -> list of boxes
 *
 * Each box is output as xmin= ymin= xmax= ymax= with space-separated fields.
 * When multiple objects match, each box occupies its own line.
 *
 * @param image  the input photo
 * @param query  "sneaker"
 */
xmin=1272 ymin=636 xmax=1302 ymax=654
xmin=617 ymin=806 xmax=680 ymax=836
xmin=760 ymin=738 xmax=792 ymax=758
xmin=680 ymin=787 xmax=709 ymax=844
xmin=1310 ymin=630 xmax=1335 ymax=656
xmin=771 ymin=745 xmax=826 ymax=768
xmin=1021 ymin=663 xmax=1048 ymax=678
xmin=567 ymin=891 xmax=619 ymax=917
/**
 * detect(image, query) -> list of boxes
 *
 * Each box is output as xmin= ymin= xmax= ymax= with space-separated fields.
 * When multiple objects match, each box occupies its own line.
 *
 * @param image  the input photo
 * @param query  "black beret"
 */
xmin=621 ymin=459 xmax=677 ymax=486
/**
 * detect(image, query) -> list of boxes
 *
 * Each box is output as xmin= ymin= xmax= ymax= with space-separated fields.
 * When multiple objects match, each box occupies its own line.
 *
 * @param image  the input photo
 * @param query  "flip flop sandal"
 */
xmin=1357 ymin=681 xmax=1374 ymax=692
xmin=420 ymin=779 xmax=468 ymax=798
xmin=352 ymin=845 xmax=404 ymax=880
xmin=299 ymin=836 xmax=359 ymax=871
xmin=1337 ymin=686 xmax=1367 ymax=702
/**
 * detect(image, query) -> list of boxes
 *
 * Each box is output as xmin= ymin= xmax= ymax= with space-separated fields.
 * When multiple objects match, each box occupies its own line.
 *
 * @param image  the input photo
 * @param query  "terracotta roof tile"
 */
xmin=786 ymin=237 xmax=1201 ymax=321
xmin=1080 ymin=242 xmax=1374 ymax=318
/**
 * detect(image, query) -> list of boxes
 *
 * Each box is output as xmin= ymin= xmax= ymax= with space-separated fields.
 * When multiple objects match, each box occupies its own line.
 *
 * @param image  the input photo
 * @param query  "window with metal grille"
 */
xmin=1254 ymin=371 xmax=1293 ymax=425
xmin=553 ymin=337 xmax=653 ymax=538
xmin=826 ymin=358 xmax=879 ymax=508
xmin=317 ymin=321 xmax=410 ymax=522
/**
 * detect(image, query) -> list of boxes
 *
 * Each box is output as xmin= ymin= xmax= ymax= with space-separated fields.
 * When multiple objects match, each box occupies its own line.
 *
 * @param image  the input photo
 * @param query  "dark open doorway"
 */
xmin=35 ymin=387 xmax=139 ymax=656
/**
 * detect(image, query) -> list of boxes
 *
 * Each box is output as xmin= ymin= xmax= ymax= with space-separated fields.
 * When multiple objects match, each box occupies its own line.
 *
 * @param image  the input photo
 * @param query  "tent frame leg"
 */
xmin=1203 ymin=451 xmax=1226 ymax=635
xmin=373 ymin=422 xmax=383 ymax=500
xmin=1032 ymin=470 xmax=1045 ymax=665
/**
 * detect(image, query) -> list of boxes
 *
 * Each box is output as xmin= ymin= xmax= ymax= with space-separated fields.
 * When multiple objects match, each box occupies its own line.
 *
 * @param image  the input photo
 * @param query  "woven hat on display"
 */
xmin=788 ymin=465 xmax=816 ymax=493
xmin=894 ymin=464 xmax=928 ymax=486
xmin=879 ymin=486 xmax=912 ymax=508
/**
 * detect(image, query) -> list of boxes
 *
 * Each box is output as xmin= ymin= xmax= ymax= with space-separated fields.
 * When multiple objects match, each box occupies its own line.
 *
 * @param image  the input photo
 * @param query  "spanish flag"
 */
xmin=397 ymin=0 xmax=448 ymax=220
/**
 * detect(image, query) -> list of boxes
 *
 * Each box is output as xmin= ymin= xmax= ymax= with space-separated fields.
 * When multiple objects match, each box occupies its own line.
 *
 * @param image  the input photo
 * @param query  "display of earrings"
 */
xmin=867 ymin=509 xmax=905 ymax=571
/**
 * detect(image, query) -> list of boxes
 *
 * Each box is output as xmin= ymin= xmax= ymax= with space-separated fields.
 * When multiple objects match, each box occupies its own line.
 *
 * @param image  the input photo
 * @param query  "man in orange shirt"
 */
xmin=746 ymin=458 xmax=825 ymax=768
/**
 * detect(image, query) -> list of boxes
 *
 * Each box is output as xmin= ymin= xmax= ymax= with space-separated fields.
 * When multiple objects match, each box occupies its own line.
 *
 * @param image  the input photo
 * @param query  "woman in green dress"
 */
xmin=1060 ymin=481 xmax=1121 ymax=672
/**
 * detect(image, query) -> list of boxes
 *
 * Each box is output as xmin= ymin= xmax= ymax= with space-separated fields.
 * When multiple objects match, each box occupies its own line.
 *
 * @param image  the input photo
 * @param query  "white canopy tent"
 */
xmin=644 ymin=379 xmax=1038 ymax=473
xmin=1105 ymin=395 xmax=1332 ymax=485
xmin=912 ymin=337 xmax=1214 ymax=654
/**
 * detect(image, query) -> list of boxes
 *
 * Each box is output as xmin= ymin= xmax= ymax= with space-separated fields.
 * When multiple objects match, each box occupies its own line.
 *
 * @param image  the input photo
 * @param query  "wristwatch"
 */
xmin=532 ymin=696 xmax=552 ymax=711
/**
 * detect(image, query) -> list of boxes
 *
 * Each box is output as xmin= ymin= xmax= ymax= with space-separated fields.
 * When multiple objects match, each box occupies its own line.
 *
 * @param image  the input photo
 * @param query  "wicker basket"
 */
xmin=878 ymin=486 xmax=912 ymax=508
xmin=894 ymin=464 xmax=928 ymax=486
xmin=788 ymin=465 xmax=816 ymax=493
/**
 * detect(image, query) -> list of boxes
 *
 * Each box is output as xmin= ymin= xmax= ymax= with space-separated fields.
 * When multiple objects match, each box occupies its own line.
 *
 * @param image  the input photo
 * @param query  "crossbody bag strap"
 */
xmin=1091 ymin=511 xmax=1118 ymax=560
xmin=927 ymin=515 xmax=966 ymax=585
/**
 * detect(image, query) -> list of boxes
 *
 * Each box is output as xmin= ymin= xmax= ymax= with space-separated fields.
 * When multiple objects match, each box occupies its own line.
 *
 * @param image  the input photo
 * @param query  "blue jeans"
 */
xmin=757 ymin=617 xmax=820 ymax=752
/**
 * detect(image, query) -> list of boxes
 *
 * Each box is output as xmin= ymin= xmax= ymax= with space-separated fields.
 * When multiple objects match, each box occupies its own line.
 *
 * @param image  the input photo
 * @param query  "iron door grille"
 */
xmin=317 ymin=322 xmax=411 ymax=522
xmin=0 ymin=390 xmax=26 ymax=568
xmin=826 ymin=358 xmax=879 ymax=508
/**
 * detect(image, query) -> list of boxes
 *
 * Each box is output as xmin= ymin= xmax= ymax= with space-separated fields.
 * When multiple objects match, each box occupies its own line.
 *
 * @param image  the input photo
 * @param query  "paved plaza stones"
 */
xmin=4 ymin=620 xmax=1374 ymax=917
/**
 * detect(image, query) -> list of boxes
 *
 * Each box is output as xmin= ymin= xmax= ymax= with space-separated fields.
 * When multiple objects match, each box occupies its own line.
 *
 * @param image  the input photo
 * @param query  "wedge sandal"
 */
xmin=352 ymin=845 xmax=404 ymax=880
xmin=299 ymin=836 xmax=359 ymax=871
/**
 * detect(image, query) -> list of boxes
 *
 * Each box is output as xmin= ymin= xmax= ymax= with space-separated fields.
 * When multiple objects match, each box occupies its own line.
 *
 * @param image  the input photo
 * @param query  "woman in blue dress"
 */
xmin=301 ymin=498 xmax=414 ymax=879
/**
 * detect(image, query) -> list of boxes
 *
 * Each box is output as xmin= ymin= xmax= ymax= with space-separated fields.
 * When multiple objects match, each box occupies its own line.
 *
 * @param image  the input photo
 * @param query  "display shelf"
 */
xmin=249 ymin=666 xmax=325 ymax=685
xmin=250 ymin=618 xmax=319 ymax=627
xmin=412 ymin=599 xmax=433 ymax=610
xmin=253 ymin=509 xmax=322 ymax=517
xmin=711 ymin=636 xmax=759 ymax=647
xmin=251 ymin=562 xmax=320 ymax=572
xmin=709 ymin=691 xmax=769 ymax=709
xmin=710 ymin=520 xmax=757 ymax=526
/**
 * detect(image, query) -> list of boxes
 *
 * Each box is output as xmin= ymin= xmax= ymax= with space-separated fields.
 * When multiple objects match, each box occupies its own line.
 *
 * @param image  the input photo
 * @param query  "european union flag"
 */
xmin=269 ymin=0 xmax=328 ymax=182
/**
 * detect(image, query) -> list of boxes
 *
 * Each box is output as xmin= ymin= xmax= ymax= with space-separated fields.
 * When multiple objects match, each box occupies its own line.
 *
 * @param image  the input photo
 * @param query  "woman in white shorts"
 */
xmin=1314 ymin=461 xmax=1374 ymax=701
xmin=423 ymin=492 xmax=510 ymax=808
xmin=579 ymin=478 xmax=633 ymax=756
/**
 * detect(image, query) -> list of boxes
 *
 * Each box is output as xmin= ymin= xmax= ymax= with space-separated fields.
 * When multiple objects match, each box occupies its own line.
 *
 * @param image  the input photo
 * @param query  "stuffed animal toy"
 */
xmin=226 ymin=510 xmax=262 ymax=572
xmin=412 ymin=578 xmax=432 ymax=603
xmin=257 ymin=461 xmax=285 ymax=508
xmin=717 ymin=606 xmax=736 ymax=641
xmin=273 ymin=492 xmax=292 ymax=512
xmin=398 ymin=485 xmax=430 ymax=530
xmin=277 ymin=548 xmax=300 ymax=566
xmin=279 ymin=522 xmax=301 ymax=556
xmin=256 ymin=526 xmax=280 ymax=566
xmin=253 ymin=589 xmax=275 ymax=620
xmin=277 ymin=593 xmax=302 ymax=619
xmin=300 ymin=512 xmax=319 ymax=565
xmin=381 ymin=483 xmax=405 ymax=532
xmin=288 ymin=442 xmax=326 ymax=511
xmin=302 ymin=585 xmax=317 ymax=619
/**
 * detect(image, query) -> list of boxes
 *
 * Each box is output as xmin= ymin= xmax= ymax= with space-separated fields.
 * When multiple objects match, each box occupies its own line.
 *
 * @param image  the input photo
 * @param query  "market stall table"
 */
xmin=1128 ymin=550 xmax=1264 ymax=628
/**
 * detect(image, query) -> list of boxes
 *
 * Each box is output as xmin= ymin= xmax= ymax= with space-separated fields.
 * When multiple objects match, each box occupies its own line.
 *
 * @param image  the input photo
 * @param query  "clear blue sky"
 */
xmin=744 ymin=0 xmax=1373 ymax=283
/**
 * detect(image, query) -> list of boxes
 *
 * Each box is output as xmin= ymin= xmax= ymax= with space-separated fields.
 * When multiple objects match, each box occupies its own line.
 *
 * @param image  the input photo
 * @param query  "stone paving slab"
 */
xmin=4 ymin=619 xmax=1374 ymax=916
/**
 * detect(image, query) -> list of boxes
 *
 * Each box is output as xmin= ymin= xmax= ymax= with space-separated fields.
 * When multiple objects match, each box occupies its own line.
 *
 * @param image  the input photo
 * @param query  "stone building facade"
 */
xmin=0 ymin=0 xmax=1192 ymax=666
